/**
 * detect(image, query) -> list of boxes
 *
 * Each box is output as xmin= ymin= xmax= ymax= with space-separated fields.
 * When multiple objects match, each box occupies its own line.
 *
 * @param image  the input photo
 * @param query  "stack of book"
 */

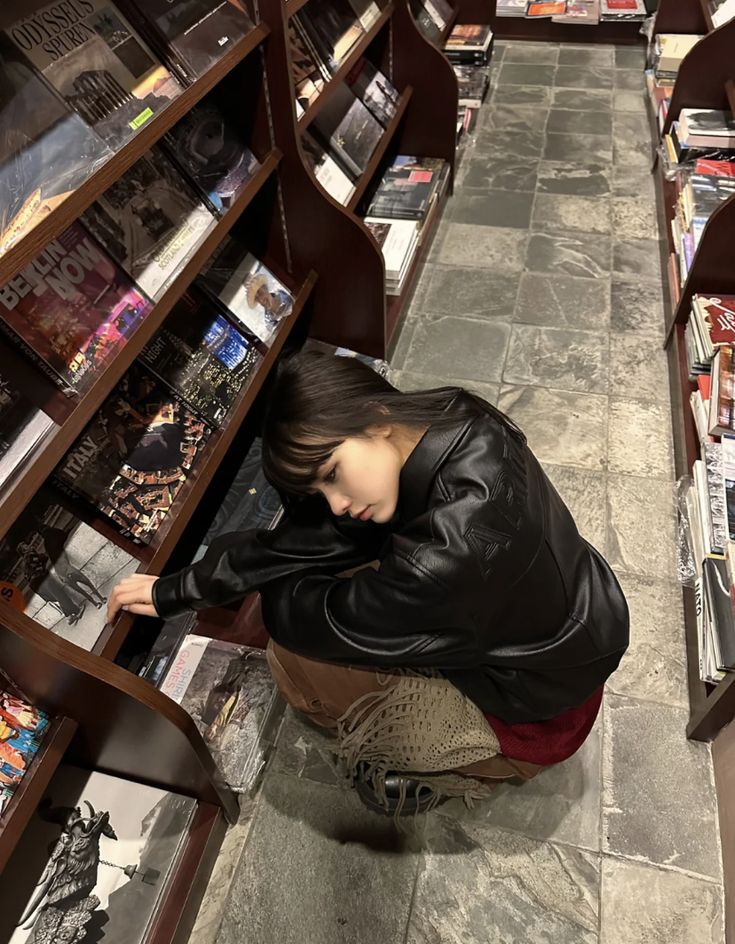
xmin=670 ymin=159 xmax=735 ymax=283
xmin=496 ymin=0 xmax=528 ymax=15
xmin=684 ymin=295 xmax=735 ymax=391
xmin=652 ymin=34 xmax=703 ymax=85
xmin=550 ymin=1 xmax=600 ymax=24
xmin=443 ymin=24 xmax=493 ymax=65
xmin=364 ymin=218 xmax=420 ymax=294
xmin=0 ymin=683 xmax=50 ymax=816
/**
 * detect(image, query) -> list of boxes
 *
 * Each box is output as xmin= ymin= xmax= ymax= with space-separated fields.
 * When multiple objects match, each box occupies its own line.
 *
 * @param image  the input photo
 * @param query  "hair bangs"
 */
xmin=262 ymin=424 xmax=343 ymax=495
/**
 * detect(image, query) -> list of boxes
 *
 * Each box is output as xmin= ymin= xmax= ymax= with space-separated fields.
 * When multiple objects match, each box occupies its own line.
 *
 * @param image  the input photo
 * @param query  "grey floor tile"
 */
xmin=498 ymin=384 xmax=608 ymax=471
xmin=547 ymin=108 xmax=613 ymax=136
xmin=612 ymin=195 xmax=660 ymax=239
xmin=492 ymin=83 xmax=554 ymax=107
xmin=438 ymin=711 xmax=603 ymax=851
xmin=559 ymin=45 xmax=615 ymax=68
xmin=402 ymin=315 xmax=511 ymax=383
xmin=503 ymin=41 xmax=560 ymax=64
xmin=537 ymin=161 xmax=612 ymax=196
xmin=475 ymin=127 xmax=546 ymax=161
xmin=498 ymin=62 xmax=557 ymax=86
xmin=462 ymin=155 xmax=539 ymax=192
xmin=607 ymin=473 xmax=678 ymax=579
xmin=407 ymin=819 xmax=600 ymax=944
xmin=609 ymin=333 xmax=671 ymax=403
xmin=544 ymin=132 xmax=613 ymax=163
xmin=613 ymin=89 xmax=648 ymax=113
xmin=607 ymin=571 xmax=688 ymax=709
xmin=602 ymin=694 xmax=721 ymax=881
xmin=532 ymin=193 xmax=612 ymax=235
xmin=611 ymin=164 xmax=657 ymax=199
xmin=417 ymin=264 xmax=520 ymax=321
xmin=514 ymin=272 xmax=611 ymax=331
xmin=616 ymin=69 xmax=646 ymax=90
xmin=216 ymin=774 xmax=421 ymax=944
xmin=612 ymin=239 xmax=664 ymax=283
xmin=391 ymin=368 xmax=500 ymax=404
xmin=614 ymin=111 xmax=652 ymax=140
xmin=600 ymin=857 xmax=724 ymax=944
xmin=527 ymin=232 xmax=612 ymax=279
xmin=614 ymin=46 xmax=646 ymax=69
xmin=436 ymin=223 xmax=528 ymax=270
xmin=608 ymin=398 xmax=674 ymax=478
xmin=555 ymin=65 xmax=615 ymax=90
xmin=451 ymin=189 xmax=535 ymax=228
xmin=504 ymin=323 xmax=609 ymax=394
xmin=613 ymin=138 xmax=654 ymax=171
xmin=479 ymin=103 xmax=549 ymax=135
xmin=552 ymin=87 xmax=613 ymax=111
xmin=545 ymin=464 xmax=608 ymax=552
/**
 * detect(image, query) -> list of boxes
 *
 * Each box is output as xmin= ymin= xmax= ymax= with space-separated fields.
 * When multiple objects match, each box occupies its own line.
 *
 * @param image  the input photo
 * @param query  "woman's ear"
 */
xmin=365 ymin=423 xmax=392 ymax=439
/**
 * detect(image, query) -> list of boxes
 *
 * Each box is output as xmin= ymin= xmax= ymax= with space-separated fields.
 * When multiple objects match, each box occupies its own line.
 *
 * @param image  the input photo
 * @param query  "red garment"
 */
xmin=485 ymin=686 xmax=604 ymax=766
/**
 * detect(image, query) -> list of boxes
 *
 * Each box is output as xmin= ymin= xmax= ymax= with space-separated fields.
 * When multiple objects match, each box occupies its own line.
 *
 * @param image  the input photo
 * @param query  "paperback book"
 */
xmin=199 ymin=240 xmax=295 ymax=346
xmin=312 ymin=84 xmax=383 ymax=178
xmin=0 ymin=221 xmax=151 ymax=394
xmin=0 ymin=486 xmax=139 ymax=650
xmin=140 ymin=287 xmax=262 ymax=424
xmin=0 ymin=688 xmax=50 ymax=816
xmin=0 ymin=765 xmax=197 ymax=944
xmin=301 ymin=131 xmax=356 ymax=205
xmin=160 ymin=635 xmax=283 ymax=793
xmin=346 ymin=57 xmax=400 ymax=128
xmin=56 ymin=363 xmax=211 ymax=544
xmin=298 ymin=0 xmax=365 ymax=72
xmin=82 ymin=145 xmax=216 ymax=300
xmin=0 ymin=35 xmax=112 ymax=257
xmin=163 ymin=99 xmax=261 ymax=216
xmin=2 ymin=1 xmax=183 ymax=151
xmin=122 ymin=0 xmax=254 ymax=82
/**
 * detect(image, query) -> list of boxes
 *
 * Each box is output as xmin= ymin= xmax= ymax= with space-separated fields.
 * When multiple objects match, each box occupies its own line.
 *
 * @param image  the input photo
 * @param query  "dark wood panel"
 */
xmin=454 ymin=0 xmax=496 ymax=23
xmin=0 ymin=25 xmax=271 ymax=287
xmin=712 ymin=720 xmax=735 ymax=944
xmin=491 ymin=16 xmax=645 ymax=42
xmin=287 ymin=0 xmax=312 ymax=16
xmin=653 ymin=0 xmax=709 ymax=34
xmin=0 ymin=151 xmax=282 ymax=544
xmin=0 ymin=716 xmax=78 ymax=873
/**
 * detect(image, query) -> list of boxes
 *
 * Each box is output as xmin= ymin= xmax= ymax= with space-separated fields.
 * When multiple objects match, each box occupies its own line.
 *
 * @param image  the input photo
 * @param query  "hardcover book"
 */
xmin=2 ymin=1 xmax=183 ymax=151
xmin=445 ymin=23 xmax=494 ymax=50
xmin=199 ymin=241 xmax=294 ymax=346
xmin=160 ymin=635 xmax=283 ymax=793
xmin=0 ymin=486 xmax=139 ymax=650
xmin=0 ymin=765 xmax=197 ymax=944
xmin=140 ymin=287 xmax=262 ymax=424
xmin=346 ymin=57 xmax=399 ymax=128
xmin=0 ymin=363 xmax=56 ymax=495
xmin=298 ymin=0 xmax=365 ymax=71
xmin=367 ymin=155 xmax=448 ymax=220
xmin=364 ymin=215 xmax=419 ymax=288
xmin=0 ymin=688 xmax=50 ymax=816
xmin=123 ymin=0 xmax=254 ymax=82
xmin=312 ymin=84 xmax=383 ymax=178
xmin=163 ymin=98 xmax=261 ymax=215
xmin=56 ymin=363 xmax=211 ymax=544
xmin=526 ymin=2 xmax=568 ymax=16
xmin=709 ymin=346 xmax=735 ymax=437
xmin=0 ymin=35 xmax=112 ymax=257
xmin=138 ymin=610 xmax=197 ymax=686
xmin=300 ymin=131 xmax=356 ymax=205
xmin=694 ymin=295 xmax=735 ymax=359
xmin=0 ymin=221 xmax=151 ymax=394
xmin=81 ymin=145 xmax=215 ymax=300
xmin=288 ymin=20 xmax=326 ymax=114
xmin=600 ymin=0 xmax=646 ymax=16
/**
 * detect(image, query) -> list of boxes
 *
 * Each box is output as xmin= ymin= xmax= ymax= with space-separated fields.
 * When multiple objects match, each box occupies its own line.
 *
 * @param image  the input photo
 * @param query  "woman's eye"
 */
xmin=324 ymin=467 xmax=336 ymax=484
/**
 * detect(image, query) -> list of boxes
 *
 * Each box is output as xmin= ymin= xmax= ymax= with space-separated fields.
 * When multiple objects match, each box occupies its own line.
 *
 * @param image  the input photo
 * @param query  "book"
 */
xmin=122 ymin=0 xmax=254 ymax=82
xmin=0 ymin=687 xmax=50 ymax=816
xmin=0 ymin=355 xmax=57 ymax=495
xmin=679 ymin=109 xmax=735 ymax=149
xmin=346 ymin=0 xmax=383 ymax=30
xmin=712 ymin=0 xmax=735 ymax=27
xmin=162 ymin=98 xmax=261 ymax=216
xmin=445 ymin=24 xmax=494 ymax=51
xmin=655 ymin=34 xmax=702 ymax=75
xmin=346 ymin=57 xmax=400 ymax=129
xmin=140 ymin=287 xmax=262 ymax=424
xmin=600 ymin=0 xmax=646 ymax=17
xmin=160 ymin=635 xmax=283 ymax=793
xmin=312 ymin=84 xmax=384 ymax=179
xmin=551 ymin=0 xmax=600 ymax=23
xmin=453 ymin=64 xmax=490 ymax=107
xmin=366 ymin=155 xmax=448 ymax=220
xmin=704 ymin=442 xmax=728 ymax=556
xmin=300 ymin=131 xmax=356 ymax=205
xmin=0 ymin=486 xmax=139 ymax=650
xmin=2 ymin=1 xmax=183 ymax=151
xmin=0 ymin=221 xmax=152 ymax=394
xmin=496 ymin=0 xmax=529 ymax=14
xmin=55 ymin=363 xmax=211 ymax=544
xmin=288 ymin=20 xmax=326 ymax=114
xmin=81 ymin=145 xmax=215 ymax=300
xmin=526 ymin=1 xmax=567 ymax=16
xmin=0 ymin=765 xmax=197 ymax=944
xmin=364 ymin=216 xmax=419 ymax=294
xmin=199 ymin=240 xmax=295 ymax=346
xmin=138 ymin=610 xmax=197 ymax=685
xmin=693 ymin=295 xmax=735 ymax=360
xmin=722 ymin=434 xmax=735 ymax=542
xmin=703 ymin=556 xmax=735 ymax=671
xmin=298 ymin=0 xmax=365 ymax=72
xmin=709 ymin=346 xmax=735 ymax=437
xmin=0 ymin=35 xmax=112 ymax=257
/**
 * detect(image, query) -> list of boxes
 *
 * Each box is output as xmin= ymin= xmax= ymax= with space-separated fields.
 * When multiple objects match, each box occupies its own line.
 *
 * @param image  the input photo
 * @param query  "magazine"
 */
xmin=0 ymin=359 xmax=56 ymax=495
xmin=0 ymin=687 xmax=50 ymax=816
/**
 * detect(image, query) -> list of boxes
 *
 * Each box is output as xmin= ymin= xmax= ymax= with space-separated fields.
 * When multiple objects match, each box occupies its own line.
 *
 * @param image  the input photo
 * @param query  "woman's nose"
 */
xmin=328 ymin=493 xmax=350 ymax=516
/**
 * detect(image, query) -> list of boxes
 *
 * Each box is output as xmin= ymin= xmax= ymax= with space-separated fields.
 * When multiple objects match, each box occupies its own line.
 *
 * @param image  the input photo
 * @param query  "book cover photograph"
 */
xmin=0 ymin=486 xmax=139 ymax=651
xmin=288 ymin=21 xmax=326 ymax=114
xmin=0 ymin=221 xmax=152 ymax=394
xmin=0 ymin=765 xmax=196 ymax=944
xmin=82 ymin=145 xmax=216 ymax=300
xmin=300 ymin=131 xmax=356 ymax=205
xmin=299 ymin=0 xmax=365 ymax=71
xmin=200 ymin=240 xmax=294 ymax=346
xmin=0 ymin=362 xmax=57 ymax=495
xmin=140 ymin=288 xmax=262 ymax=424
xmin=164 ymin=99 xmax=261 ymax=215
xmin=160 ymin=635 xmax=282 ymax=793
xmin=367 ymin=156 xmax=447 ymax=220
xmin=0 ymin=35 xmax=112 ymax=257
xmin=312 ymin=84 xmax=383 ymax=178
xmin=0 ymin=688 xmax=50 ymax=816
xmin=56 ymin=363 xmax=211 ymax=544
xmin=346 ymin=57 xmax=399 ymax=128
xmin=126 ymin=0 xmax=254 ymax=81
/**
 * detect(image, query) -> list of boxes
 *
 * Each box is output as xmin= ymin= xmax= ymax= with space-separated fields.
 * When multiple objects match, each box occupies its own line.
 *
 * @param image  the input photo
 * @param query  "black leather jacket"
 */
xmin=153 ymin=392 xmax=629 ymax=723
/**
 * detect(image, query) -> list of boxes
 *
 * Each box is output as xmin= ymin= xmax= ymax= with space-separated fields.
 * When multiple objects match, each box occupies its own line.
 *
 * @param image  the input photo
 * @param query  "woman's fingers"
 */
xmin=107 ymin=574 xmax=158 ymax=623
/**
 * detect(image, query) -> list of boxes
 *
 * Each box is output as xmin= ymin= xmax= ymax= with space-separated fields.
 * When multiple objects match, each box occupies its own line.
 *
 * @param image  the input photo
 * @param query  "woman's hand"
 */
xmin=107 ymin=574 xmax=159 ymax=623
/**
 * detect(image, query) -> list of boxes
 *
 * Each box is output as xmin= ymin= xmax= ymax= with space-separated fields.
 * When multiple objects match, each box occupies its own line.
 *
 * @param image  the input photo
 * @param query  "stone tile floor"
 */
xmin=188 ymin=41 xmax=725 ymax=944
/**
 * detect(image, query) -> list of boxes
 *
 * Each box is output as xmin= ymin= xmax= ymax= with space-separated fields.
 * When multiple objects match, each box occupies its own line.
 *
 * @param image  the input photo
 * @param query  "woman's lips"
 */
xmin=359 ymin=506 xmax=372 ymax=521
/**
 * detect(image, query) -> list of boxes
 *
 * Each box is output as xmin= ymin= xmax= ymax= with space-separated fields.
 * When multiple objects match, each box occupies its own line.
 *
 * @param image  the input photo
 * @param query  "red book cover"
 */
xmin=699 ymin=296 xmax=735 ymax=347
xmin=0 ymin=222 xmax=152 ymax=394
xmin=606 ymin=0 xmax=638 ymax=8
xmin=694 ymin=160 xmax=735 ymax=178
xmin=698 ymin=373 xmax=711 ymax=401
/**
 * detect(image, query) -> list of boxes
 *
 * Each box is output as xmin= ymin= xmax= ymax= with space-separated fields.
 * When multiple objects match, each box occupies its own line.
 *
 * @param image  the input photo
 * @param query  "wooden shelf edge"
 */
xmin=0 ymin=23 xmax=271 ymax=287
xmin=96 ymin=269 xmax=319 ymax=663
xmin=0 ymin=149 xmax=283 ymax=544
xmin=299 ymin=4 xmax=395 ymax=131
xmin=347 ymin=86 xmax=414 ymax=212
xmin=0 ymin=715 xmax=78 ymax=872
xmin=286 ymin=0 xmax=312 ymax=17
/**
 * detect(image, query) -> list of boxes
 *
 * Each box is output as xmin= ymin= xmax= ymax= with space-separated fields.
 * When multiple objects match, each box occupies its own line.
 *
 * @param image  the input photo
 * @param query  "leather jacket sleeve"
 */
xmin=151 ymin=497 xmax=391 ymax=619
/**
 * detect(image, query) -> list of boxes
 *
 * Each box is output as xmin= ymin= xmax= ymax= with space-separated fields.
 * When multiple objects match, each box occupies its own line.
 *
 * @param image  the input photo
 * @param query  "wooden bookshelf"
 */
xmin=286 ymin=0 xmax=313 ymax=17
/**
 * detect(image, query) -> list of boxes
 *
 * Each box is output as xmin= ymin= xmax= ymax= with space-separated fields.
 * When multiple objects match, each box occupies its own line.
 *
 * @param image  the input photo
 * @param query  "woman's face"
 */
xmin=314 ymin=429 xmax=405 ymax=524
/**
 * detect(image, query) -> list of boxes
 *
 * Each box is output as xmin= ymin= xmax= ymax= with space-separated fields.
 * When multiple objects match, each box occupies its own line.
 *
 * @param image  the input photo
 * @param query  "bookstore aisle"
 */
xmin=184 ymin=43 xmax=724 ymax=944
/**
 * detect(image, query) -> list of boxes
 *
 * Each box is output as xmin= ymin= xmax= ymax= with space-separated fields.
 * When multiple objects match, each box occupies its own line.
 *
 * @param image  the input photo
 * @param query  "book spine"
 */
xmin=0 ymin=318 xmax=76 ymax=398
